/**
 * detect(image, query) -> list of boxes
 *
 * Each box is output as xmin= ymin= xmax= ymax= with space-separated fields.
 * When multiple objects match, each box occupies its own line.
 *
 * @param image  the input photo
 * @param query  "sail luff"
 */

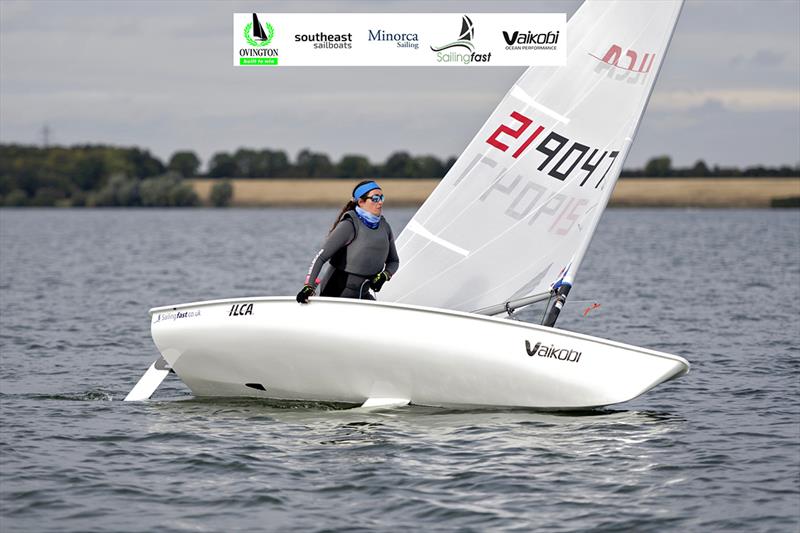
xmin=564 ymin=0 xmax=684 ymax=287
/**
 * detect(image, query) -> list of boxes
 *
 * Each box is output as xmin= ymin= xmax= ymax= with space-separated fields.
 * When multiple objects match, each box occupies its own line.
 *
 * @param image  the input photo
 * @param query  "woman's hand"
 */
xmin=369 ymin=271 xmax=391 ymax=292
xmin=296 ymin=285 xmax=315 ymax=304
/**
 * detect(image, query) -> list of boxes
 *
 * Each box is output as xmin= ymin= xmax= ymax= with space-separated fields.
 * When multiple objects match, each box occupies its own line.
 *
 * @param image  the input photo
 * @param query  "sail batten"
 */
xmin=381 ymin=0 xmax=685 ymax=312
xmin=510 ymin=86 xmax=571 ymax=124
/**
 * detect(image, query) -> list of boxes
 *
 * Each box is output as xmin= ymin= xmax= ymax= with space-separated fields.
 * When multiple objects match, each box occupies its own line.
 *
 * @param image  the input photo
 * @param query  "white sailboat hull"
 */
xmin=148 ymin=297 xmax=689 ymax=409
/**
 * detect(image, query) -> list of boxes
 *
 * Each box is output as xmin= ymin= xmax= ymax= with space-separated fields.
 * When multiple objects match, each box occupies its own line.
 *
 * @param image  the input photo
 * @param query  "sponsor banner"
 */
xmin=233 ymin=13 xmax=565 ymax=67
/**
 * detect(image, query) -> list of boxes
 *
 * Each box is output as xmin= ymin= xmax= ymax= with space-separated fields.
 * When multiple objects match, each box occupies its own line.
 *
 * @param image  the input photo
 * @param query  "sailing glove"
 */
xmin=296 ymin=284 xmax=315 ymax=304
xmin=369 ymin=271 xmax=391 ymax=292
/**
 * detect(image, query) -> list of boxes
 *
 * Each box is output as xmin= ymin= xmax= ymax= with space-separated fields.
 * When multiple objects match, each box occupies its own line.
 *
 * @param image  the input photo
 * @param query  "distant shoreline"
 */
xmin=189 ymin=178 xmax=800 ymax=208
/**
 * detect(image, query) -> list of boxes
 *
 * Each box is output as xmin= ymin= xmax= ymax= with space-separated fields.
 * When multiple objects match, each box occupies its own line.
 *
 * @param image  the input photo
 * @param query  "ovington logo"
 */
xmin=245 ymin=14 xmax=274 ymax=47
xmin=240 ymin=14 xmax=279 ymax=65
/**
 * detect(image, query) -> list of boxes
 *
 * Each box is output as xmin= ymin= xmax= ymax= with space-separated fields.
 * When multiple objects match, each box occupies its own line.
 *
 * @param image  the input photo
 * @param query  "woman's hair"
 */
xmin=329 ymin=180 xmax=374 ymax=233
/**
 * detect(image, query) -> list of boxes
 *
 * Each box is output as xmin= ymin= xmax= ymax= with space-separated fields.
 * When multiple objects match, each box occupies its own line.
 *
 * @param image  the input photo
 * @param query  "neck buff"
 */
xmin=355 ymin=205 xmax=380 ymax=229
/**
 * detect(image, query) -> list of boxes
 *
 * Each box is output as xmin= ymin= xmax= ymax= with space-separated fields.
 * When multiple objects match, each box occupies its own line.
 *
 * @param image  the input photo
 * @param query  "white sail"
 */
xmin=381 ymin=0 xmax=684 ymax=312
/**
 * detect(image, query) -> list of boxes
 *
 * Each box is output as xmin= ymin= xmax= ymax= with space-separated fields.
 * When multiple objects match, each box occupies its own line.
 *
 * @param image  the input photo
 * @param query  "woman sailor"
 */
xmin=296 ymin=180 xmax=399 ymax=303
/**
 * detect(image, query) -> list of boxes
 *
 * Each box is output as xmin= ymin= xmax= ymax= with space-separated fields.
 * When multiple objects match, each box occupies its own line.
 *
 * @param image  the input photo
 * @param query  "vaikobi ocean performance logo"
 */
xmin=503 ymin=29 xmax=560 ymax=50
xmin=431 ymin=15 xmax=491 ymax=64
xmin=239 ymin=14 xmax=279 ymax=65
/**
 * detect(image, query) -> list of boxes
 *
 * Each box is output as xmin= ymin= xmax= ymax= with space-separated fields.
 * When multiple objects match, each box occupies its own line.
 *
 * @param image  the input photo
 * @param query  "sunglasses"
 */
xmin=362 ymin=194 xmax=385 ymax=203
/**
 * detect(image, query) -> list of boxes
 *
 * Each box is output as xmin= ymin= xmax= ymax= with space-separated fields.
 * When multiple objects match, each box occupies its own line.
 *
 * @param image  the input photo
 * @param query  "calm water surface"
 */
xmin=1 ymin=208 xmax=798 ymax=532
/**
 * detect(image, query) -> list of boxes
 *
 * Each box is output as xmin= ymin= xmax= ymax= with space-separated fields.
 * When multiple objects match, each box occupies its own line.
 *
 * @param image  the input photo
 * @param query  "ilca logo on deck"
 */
xmin=229 ymin=303 xmax=254 ymax=316
xmin=240 ymin=13 xmax=279 ymax=65
xmin=431 ymin=15 xmax=491 ymax=64
xmin=525 ymin=340 xmax=581 ymax=363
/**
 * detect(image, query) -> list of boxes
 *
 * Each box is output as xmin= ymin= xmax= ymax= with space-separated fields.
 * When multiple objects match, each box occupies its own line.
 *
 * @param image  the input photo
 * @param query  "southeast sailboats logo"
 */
xmin=431 ymin=15 xmax=491 ymax=64
xmin=239 ymin=13 xmax=279 ymax=65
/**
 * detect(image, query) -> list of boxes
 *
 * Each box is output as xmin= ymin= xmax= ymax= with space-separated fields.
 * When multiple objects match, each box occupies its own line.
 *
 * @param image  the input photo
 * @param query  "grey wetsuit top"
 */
xmin=305 ymin=211 xmax=399 ymax=286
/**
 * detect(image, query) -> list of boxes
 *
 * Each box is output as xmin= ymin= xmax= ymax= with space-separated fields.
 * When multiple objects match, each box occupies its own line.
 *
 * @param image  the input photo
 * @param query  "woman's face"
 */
xmin=358 ymin=188 xmax=383 ymax=216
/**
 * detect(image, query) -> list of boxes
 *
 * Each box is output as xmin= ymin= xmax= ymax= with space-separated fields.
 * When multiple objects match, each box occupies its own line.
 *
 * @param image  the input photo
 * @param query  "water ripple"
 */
xmin=1 ymin=209 xmax=798 ymax=532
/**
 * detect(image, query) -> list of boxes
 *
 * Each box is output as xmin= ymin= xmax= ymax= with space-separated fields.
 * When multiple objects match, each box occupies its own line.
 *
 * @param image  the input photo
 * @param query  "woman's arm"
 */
xmin=304 ymin=220 xmax=355 ymax=286
xmin=384 ymin=229 xmax=399 ymax=277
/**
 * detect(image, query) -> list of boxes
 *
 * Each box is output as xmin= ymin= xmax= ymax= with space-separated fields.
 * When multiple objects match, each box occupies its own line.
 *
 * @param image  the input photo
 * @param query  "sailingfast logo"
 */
xmin=240 ymin=14 xmax=279 ymax=65
xmin=503 ymin=30 xmax=560 ymax=50
xmin=431 ymin=15 xmax=491 ymax=64
xmin=525 ymin=340 xmax=581 ymax=363
xmin=368 ymin=29 xmax=419 ymax=49
xmin=153 ymin=310 xmax=201 ymax=324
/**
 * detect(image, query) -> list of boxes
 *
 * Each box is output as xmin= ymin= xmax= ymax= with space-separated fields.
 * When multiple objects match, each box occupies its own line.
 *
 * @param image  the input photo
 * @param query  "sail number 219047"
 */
xmin=485 ymin=111 xmax=619 ymax=189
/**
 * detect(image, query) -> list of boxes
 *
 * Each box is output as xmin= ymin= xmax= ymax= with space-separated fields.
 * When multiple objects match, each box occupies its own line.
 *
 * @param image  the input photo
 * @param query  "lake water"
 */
xmin=1 ymin=208 xmax=798 ymax=532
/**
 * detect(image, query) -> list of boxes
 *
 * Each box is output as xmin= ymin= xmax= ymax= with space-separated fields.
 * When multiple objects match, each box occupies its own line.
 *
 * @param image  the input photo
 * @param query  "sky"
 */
xmin=1 ymin=0 xmax=798 ymax=171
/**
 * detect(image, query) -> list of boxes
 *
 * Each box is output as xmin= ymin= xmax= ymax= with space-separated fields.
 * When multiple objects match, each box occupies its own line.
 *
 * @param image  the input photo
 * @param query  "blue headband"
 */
xmin=353 ymin=181 xmax=380 ymax=200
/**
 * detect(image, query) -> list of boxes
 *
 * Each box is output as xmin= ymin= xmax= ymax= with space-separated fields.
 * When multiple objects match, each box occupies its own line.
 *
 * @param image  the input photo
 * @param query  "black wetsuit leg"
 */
xmin=320 ymin=268 xmax=348 ymax=297
xmin=321 ymin=270 xmax=374 ymax=300
xmin=341 ymin=274 xmax=375 ymax=300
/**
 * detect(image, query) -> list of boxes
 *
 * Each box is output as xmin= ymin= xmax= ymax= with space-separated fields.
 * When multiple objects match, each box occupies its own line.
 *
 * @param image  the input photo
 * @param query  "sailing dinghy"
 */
xmin=126 ymin=0 xmax=690 ymax=408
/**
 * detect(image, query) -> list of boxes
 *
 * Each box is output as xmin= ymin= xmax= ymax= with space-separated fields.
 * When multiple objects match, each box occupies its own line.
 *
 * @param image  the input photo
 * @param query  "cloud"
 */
xmin=730 ymin=49 xmax=786 ymax=69
xmin=650 ymin=89 xmax=800 ymax=112
xmin=1 ymin=0 xmax=798 ymax=168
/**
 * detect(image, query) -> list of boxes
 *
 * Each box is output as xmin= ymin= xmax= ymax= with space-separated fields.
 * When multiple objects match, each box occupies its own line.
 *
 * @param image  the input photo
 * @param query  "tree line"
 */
xmin=620 ymin=156 xmax=798 ymax=179
xmin=0 ymin=143 xmax=796 ymax=207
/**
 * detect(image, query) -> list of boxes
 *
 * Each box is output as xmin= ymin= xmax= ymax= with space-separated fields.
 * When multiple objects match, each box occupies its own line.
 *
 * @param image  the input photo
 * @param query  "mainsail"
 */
xmin=381 ymin=0 xmax=683 ymax=316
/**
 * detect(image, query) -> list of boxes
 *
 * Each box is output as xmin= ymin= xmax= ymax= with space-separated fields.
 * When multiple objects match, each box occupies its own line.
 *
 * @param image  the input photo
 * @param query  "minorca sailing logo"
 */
xmin=369 ymin=29 xmax=419 ymax=50
xmin=240 ymin=14 xmax=278 ymax=65
xmin=589 ymin=44 xmax=656 ymax=74
xmin=431 ymin=15 xmax=491 ymax=64
xmin=502 ymin=30 xmax=560 ymax=50
xmin=525 ymin=340 xmax=582 ymax=363
xmin=229 ymin=303 xmax=254 ymax=316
